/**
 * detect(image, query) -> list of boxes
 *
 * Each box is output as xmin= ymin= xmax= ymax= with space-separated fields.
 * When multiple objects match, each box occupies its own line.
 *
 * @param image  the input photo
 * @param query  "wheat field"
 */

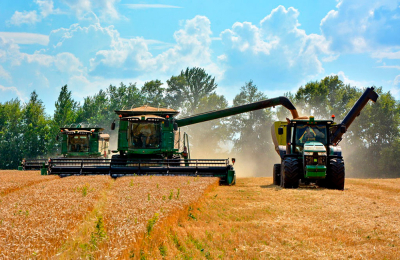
xmin=0 ymin=170 xmax=399 ymax=259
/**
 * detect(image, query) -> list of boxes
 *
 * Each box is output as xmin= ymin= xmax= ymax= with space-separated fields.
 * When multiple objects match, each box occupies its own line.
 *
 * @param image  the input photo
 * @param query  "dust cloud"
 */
xmin=187 ymin=132 xmax=279 ymax=178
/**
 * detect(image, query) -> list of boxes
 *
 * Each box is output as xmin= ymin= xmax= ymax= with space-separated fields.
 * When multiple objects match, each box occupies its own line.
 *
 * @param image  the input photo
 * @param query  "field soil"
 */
xmin=0 ymin=171 xmax=399 ymax=259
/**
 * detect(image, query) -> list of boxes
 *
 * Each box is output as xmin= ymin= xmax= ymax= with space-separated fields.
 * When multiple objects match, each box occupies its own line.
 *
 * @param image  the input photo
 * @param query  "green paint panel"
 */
xmin=305 ymin=165 xmax=326 ymax=179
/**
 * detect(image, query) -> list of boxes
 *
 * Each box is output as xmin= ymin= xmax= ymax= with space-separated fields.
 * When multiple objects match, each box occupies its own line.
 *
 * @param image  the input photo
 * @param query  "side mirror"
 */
xmin=56 ymin=135 xmax=59 ymax=141
xmin=278 ymin=127 xmax=284 ymax=135
xmin=111 ymin=121 xmax=115 ymax=130
xmin=340 ymin=125 xmax=346 ymax=133
xmin=173 ymin=123 xmax=178 ymax=131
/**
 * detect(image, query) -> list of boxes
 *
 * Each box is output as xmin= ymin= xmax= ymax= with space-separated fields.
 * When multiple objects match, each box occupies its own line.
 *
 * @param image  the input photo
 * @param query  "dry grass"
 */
xmin=157 ymin=177 xmax=400 ymax=259
xmin=0 ymin=175 xmax=111 ymax=259
xmin=0 ymin=170 xmax=58 ymax=196
xmin=95 ymin=176 xmax=218 ymax=259
xmin=0 ymin=170 xmax=399 ymax=259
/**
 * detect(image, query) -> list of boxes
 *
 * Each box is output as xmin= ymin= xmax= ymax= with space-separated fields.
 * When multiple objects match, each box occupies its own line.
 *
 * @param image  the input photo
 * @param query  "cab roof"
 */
xmin=115 ymin=105 xmax=179 ymax=118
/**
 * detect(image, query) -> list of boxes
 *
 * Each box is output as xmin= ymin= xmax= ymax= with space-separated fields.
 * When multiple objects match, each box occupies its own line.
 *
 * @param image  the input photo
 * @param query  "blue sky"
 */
xmin=1 ymin=0 xmax=400 ymax=114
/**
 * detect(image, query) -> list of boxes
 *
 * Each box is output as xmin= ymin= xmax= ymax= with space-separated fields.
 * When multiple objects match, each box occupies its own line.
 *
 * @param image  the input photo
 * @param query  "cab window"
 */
xmin=128 ymin=122 xmax=161 ymax=149
xmin=68 ymin=134 xmax=89 ymax=152
xmin=295 ymin=124 xmax=327 ymax=149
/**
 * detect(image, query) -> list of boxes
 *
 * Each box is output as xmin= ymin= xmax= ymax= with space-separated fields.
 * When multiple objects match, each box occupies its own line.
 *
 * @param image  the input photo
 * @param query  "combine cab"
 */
xmin=271 ymin=87 xmax=379 ymax=190
xmin=49 ymin=97 xmax=301 ymax=185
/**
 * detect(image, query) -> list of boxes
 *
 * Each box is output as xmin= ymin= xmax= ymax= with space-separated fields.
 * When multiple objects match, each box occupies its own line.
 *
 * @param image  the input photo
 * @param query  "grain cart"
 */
xmin=48 ymin=97 xmax=300 ymax=185
xmin=271 ymin=87 xmax=378 ymax=190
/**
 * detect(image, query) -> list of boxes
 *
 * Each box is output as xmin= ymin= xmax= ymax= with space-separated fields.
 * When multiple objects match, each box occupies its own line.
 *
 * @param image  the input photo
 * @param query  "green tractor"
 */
xmin=48 ymin=97 xmax=300 ymax=185
xmin=271 ymin=87 xmax=379 ymax=190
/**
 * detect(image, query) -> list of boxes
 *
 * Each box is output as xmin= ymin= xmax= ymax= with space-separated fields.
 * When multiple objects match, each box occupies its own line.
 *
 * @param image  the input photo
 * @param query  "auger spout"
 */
xmin=176 ymin=96 xmax=299 ymax=127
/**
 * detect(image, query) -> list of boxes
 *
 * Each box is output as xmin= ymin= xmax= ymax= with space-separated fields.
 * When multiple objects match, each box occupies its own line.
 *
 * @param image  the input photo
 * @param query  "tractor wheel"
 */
xmin=273 ymin=164 xmax=281 ymax=185
xmin=280 ymin=157 xmax=300 ymax=189
xmin=327 ymin=158 xmax=345 ymax=190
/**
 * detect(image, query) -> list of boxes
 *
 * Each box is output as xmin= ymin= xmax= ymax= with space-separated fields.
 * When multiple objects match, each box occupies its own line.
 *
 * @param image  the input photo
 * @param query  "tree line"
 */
xmin=1 ymin=67 xmax=399 ymax=177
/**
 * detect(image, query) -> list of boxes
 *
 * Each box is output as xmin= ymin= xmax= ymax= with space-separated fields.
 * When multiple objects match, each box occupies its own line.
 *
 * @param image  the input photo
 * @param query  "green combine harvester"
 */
xmin=57 ymin=126 xmax=110 ymax=158
xmin=48 ymin=97 xmax=300 ymax=185
xmin=271 ymin=87 xmax=378 ymax=190
xmin=23 ymin=125 xmax=110 ymax=170
xmin=44 ymin=125 xmax=109 ymax=174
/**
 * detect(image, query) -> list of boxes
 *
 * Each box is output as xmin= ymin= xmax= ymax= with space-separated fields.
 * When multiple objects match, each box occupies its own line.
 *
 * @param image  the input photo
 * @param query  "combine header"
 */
xmin=48 ymin=97 xmax=300 ymax=185
xmin=271 ymin=87 xmax=379 ymax=190
xmin=21 ymin=158 xmax=48 ymax=170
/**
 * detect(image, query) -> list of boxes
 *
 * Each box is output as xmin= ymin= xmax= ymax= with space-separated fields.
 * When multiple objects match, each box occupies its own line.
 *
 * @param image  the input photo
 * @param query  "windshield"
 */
xmin=68 ymin=134 xmax=89 ymax=152
xmin=128 ymin=122 xmax=161 ymax=149
xmin=295 ymin=124 xmax=327 ymax=147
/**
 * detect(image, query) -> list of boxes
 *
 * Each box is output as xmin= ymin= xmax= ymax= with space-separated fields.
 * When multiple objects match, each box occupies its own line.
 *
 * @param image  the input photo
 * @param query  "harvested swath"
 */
xmin=0 ymin=175 xmax=111 ymax=259
xmin=159 ymin=177 xmax=400 ymax=259
xmin=0 ymin=170 xmax=58 ymax=196
xmin=97 ymin=176 xmax=218 ymax=259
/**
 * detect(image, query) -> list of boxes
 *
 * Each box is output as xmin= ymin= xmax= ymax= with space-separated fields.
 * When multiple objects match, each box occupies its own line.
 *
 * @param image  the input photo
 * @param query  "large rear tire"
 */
xmin=273 ymin=164 xmax=281 ymax=185
xmin=280 ymin=157 xmax=300 ymax=189
xmin=327 ymin=158 xmax=345 ymax=190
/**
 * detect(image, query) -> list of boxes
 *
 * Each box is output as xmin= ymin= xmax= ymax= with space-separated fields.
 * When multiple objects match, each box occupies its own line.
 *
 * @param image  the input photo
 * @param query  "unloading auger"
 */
xmin=48 ymin=97 xmax=300 ymax=185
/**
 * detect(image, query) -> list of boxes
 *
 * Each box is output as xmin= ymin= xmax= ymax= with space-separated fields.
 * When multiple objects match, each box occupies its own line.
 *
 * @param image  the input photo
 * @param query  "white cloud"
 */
xmin=371 ymin=50 xmax=400 ymax=60
xmin=35 ymin=0 xmax=57 ymax=17
xmin=124 ymin=4 xmax=182 ymax=9
xmin=7 ymin=0 xmax=61 ymax=26
xmin=0 ymin=85 xmax=26 ymax=101
xmin=0 ymin=65 xmax=12 ymax=82
xmin=395 ymin=75 xmax=400 ymax=86
xmin=321 ymin=0 xmax=400 ymax=53
xmin=0 ymin=32 xmax=49 ymax=45
xmin=337 ymin=71 xmax=370 ymax=88
xmin=219 ymin=5 xmax=332 ymax=87
xmin=0 ymin=37 xmax=24 ymax=66
xmin=61 ymin=0 xmax=121 ymax=20
xmin=8 ymin=10 xmax=41 ymax=26
xmin=377 ymin=65 xmax=400 ymax=70
xmin=88 ymin=15 xmax=222 ymax=79
xmin=54 ymin=52 xmax=84 ymax=74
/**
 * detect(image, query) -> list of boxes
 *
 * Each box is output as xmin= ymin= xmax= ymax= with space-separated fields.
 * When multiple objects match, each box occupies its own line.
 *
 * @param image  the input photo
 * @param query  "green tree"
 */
xmin=342 ymin=88 xmax=400 ymax=177
xmin=230 ymin=81 xmax=274 ymax=176
xmin=186 ymin=93 xmax=230 ymax=158
xmin=141 ymin=80 xmax=165 ymax=107
xmin=48 ymin=85 xmax=78 ymax=155
xmin=294 ymin=75 xmax=358 ymax=120
xmin=166 ymin=67 xmax=217 ymax=114
xmin=22 ymin=91 xmax=49 ymax=159
xmin=0 ymin=99 xmax=24 ymax=168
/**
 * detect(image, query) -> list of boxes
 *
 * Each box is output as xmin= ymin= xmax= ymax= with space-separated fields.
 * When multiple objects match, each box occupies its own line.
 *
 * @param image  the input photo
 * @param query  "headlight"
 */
xmin=304 ymin=152 xmax=313 ymax=155
xmin=318 ymin=152 xmax=327 ymax=156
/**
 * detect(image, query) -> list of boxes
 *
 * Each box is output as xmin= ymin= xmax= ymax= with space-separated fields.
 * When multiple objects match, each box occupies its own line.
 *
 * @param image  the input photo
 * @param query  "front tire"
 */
xmin=273 ymin=164 xmax=281 ymax=185
xmin=327 ymin=158 xmax=345 ymax=190
xmin=280 ymin=157 xmax=300 ymax=189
